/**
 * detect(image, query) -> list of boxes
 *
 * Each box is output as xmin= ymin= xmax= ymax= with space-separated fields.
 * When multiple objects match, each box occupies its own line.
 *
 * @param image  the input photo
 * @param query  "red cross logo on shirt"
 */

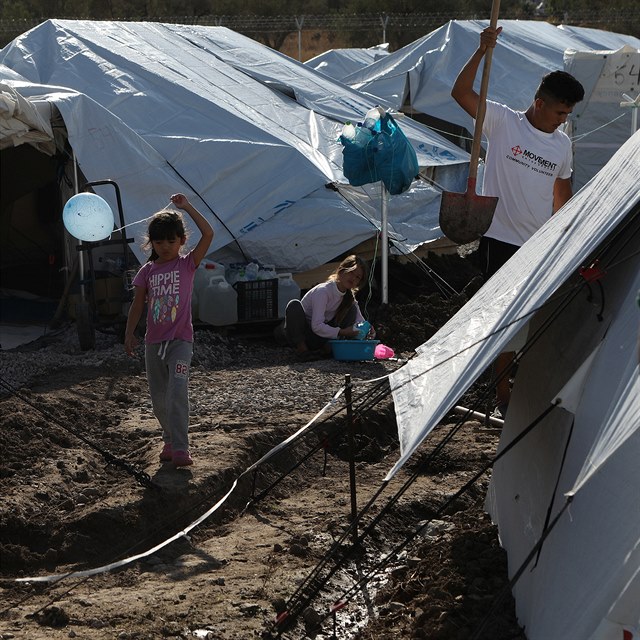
xmin=511 ymin=145 xmax=523 ymax=156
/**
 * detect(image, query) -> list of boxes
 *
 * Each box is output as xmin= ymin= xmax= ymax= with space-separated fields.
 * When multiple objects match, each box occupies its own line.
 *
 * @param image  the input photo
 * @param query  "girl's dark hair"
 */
xmin=329 ymin=254 xmax=368 ymax=324
xmin=142 ymin=209 xmax=188 ymax=262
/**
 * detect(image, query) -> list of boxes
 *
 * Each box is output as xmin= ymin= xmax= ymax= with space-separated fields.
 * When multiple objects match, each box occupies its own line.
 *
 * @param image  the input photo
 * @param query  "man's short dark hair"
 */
xmin=535 ymin=70 xmax=585 ymax=106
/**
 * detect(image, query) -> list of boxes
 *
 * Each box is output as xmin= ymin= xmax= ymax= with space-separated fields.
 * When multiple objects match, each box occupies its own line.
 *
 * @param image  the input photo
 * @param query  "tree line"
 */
xmin=2 ymin=0 xmax=639 ymax=20
xmin=0 ymin=0 xmax=637 ymax=51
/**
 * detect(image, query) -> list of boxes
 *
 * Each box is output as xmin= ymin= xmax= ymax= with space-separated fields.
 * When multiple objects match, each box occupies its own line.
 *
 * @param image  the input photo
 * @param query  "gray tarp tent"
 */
xmin=0 ymin=20 xmax=469 ymax=273
xmin=387 ymin=131 xmax=640 ymax=638
xmin=343 ymin=20 xmax=640 ymax=124
xmin=305 ymin=44 xmax=390 ymax=81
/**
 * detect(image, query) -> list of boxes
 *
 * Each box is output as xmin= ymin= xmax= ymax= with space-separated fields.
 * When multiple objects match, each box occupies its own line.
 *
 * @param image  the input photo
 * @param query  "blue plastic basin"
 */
xmin=328 ymin=339 xmax=380 ymax=361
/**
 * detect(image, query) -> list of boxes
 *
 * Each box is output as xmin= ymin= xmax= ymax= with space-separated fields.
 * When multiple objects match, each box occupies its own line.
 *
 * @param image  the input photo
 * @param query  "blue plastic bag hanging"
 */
xmin=340 ymin=110 xmax=418 ymax=195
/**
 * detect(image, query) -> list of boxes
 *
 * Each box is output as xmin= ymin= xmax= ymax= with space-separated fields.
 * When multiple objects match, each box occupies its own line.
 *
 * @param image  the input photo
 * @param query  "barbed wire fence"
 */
xmin=1 ymin=10 xmax=638 ymax=55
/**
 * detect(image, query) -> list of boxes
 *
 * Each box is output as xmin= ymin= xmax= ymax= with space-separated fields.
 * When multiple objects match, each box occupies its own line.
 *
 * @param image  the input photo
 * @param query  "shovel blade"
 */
xmin=439 ymin=189 xmax=498 ymax=245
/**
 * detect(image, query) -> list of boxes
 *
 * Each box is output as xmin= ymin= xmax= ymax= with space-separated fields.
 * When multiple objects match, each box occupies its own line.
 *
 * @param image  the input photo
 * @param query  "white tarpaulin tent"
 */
xmin=343 ymin=20 xmax=640 ymax=190
xmin=305 ymin=44 xmax=390 ymax=81
xmin=0 ymin=20 xmax=469 ymax=273
xmin=565 ymin=45 xmax=640 ymax=190
xmin=0 ymin=74 xmax=55 ymax=153
xmin=387 ymin=131 xmax=640 ymax=638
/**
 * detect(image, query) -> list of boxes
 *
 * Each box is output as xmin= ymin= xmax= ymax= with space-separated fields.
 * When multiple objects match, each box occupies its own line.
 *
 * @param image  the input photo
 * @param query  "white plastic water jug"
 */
xmin=199 ymin=275 xmax=238 ymax=326
xmin=245 ymin=262 xmax=259 ymax=281
xmin=194 ymin=260 xmax=226 ymax=300
xmin=277 ymin=273 xmax=301 ymax=318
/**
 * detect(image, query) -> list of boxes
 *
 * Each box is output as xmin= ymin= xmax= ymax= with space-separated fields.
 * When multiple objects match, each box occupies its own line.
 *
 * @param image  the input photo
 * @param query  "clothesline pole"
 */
xmin=381 ymin=181 xmax=388 ymax=305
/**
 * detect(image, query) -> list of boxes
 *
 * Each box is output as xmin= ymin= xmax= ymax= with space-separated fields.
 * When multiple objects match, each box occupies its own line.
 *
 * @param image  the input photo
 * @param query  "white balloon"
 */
xmin=63 ymin=193 xmax=115 ymax=242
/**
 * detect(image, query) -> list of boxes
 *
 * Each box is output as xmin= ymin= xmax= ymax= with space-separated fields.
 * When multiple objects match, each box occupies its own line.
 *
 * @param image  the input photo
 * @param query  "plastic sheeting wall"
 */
xmin=387 ymin=131 xmax=640 ymax=638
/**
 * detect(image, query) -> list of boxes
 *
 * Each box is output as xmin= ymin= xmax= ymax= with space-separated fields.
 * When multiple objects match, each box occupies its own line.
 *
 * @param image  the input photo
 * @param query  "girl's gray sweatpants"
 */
xmin=145 ymin=339 xmax=193 ymax=453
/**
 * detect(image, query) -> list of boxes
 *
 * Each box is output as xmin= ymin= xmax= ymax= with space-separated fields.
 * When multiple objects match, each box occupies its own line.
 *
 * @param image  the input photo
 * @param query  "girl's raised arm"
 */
xmin=170 ymin=193 xmax=214 ymax=267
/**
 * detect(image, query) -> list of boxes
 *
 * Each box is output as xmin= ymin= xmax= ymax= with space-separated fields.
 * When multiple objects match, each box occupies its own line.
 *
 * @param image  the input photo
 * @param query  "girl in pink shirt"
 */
xmin=124 ymin=194 xmax=213 ymax=468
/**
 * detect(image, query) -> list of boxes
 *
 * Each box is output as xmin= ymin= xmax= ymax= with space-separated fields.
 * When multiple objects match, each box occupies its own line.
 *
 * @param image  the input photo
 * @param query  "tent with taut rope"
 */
xmin=387 ymin=131 xmax=640 ymax=638
xmin=0 ymin=20 xmax=469 ymax=279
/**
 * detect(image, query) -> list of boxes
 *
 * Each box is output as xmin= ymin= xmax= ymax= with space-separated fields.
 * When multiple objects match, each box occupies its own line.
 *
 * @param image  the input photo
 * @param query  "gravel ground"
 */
xmin=0 ymin=253 xmax=525 ymax=639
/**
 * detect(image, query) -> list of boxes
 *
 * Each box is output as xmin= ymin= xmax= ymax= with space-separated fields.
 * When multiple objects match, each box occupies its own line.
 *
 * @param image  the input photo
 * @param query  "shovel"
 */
xmin=439 ymin=0 xmax=501 ymax=245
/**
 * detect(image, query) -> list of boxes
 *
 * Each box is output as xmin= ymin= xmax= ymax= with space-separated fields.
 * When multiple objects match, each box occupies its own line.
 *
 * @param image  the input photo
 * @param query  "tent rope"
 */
xmin=533 ymin=417 xmax=575 ymax=569
xmin=266 ymin=234 xmax=639 ymax=634
xmin=335 ymin=402 xmax=560 ymax=609
xmin=164 ymin=158 xmax=249 ymax=262
xmin=331 ymin=179 xmax=460 ymax=297
xmin=421 ymin=111 xmax=628 ymax=145
xmin=362 ymin=225 xmax=380 ymax=318
xmin=268 ymin=395 xmax=561 ymax=637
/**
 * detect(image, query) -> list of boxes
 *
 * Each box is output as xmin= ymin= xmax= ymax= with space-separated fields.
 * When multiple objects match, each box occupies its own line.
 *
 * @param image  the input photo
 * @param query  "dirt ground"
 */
xmin=0 ymin=253 xmax=526 ymax=640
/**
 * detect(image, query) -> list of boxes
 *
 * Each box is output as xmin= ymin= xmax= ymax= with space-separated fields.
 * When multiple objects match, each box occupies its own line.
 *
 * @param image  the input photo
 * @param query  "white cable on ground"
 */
xmin=245 ymin=386 xmax=344 ymax=473
xmin=13 ymin=479 xmax=238 ymax=584
xmin=8 ymin=387 xmax=346 ymax=584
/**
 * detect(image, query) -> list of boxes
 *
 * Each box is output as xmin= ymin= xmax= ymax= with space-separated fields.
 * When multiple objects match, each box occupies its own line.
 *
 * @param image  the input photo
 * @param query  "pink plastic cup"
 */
xmin=374 ymin=344 xmax=394 ymax=359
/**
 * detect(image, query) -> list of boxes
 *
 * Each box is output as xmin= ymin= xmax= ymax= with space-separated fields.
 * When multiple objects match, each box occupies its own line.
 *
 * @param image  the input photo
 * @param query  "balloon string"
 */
xmin=112 ymin=201 xmax=173 ymax=234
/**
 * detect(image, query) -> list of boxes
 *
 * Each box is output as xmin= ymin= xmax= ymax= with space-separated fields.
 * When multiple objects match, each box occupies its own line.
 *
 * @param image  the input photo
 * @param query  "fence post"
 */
xmin=380 ymin=13 xmax=389 ymax=43
xmin=295 ymin=15 xmax=305 ymax=61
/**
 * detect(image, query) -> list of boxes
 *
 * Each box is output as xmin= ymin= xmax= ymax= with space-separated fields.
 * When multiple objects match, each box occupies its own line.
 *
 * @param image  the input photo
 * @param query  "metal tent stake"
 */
xmin=345 ymin=374 xmax=358 ymax=544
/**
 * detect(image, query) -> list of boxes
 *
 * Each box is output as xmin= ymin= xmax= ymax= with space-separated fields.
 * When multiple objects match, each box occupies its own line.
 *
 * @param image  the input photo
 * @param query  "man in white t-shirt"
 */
xmin=451 ymin=25 xmax=584 ymax=416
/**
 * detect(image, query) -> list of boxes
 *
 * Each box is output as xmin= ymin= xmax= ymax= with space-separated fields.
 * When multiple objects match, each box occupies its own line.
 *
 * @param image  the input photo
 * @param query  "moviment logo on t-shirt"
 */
xmin=149 ymin=270 xmax=180 ymax=325
xmin=507 ymin=144 xmax=557 ymax=176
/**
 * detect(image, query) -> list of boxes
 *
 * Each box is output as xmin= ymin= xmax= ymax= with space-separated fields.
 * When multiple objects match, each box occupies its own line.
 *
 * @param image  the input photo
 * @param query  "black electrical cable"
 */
xmin=0 ymin=377 xmax=157 ymax=491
